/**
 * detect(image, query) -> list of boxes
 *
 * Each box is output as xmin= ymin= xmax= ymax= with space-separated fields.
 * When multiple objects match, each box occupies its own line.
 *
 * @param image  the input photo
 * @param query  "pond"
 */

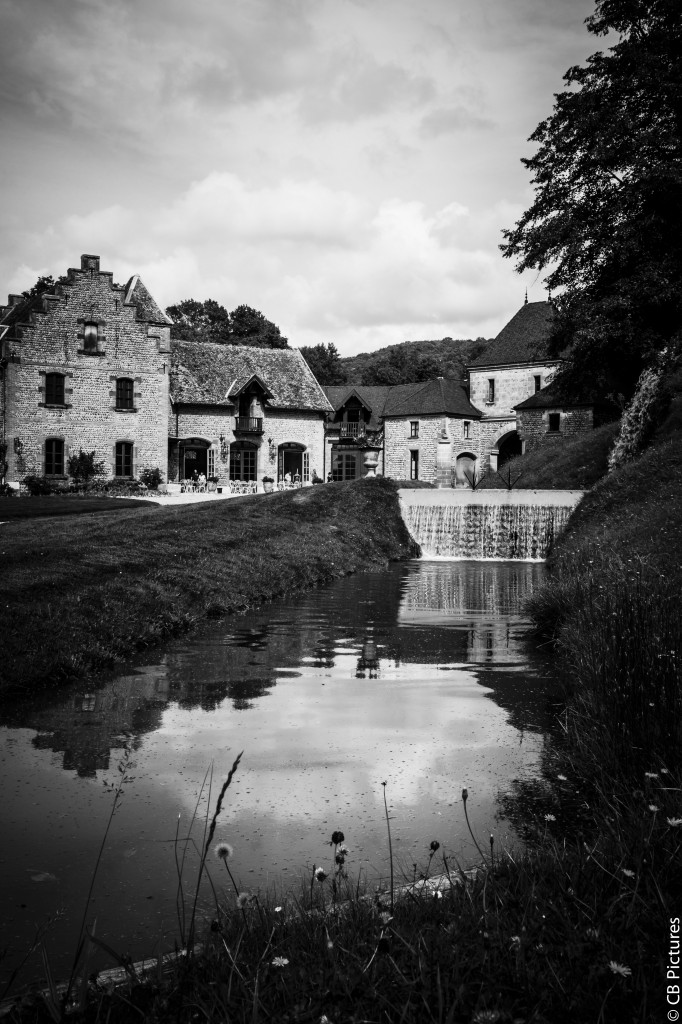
xmin=0 ymin=560 xmax=560 ymax=988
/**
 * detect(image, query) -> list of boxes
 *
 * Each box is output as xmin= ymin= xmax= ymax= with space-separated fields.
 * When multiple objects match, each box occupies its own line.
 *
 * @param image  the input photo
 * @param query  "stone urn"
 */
xmin=363 ymin=448 xmax=381 ymax=477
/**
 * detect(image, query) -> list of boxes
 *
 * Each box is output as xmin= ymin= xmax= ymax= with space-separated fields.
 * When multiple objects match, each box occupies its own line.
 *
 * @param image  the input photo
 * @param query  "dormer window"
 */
xmin=83 ymin=322 xmax=99 ymax=352
xmin=487 ymin=379 xmax=495 ymax=404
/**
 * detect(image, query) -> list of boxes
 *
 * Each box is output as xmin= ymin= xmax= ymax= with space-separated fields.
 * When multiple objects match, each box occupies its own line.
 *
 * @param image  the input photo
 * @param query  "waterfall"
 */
xmin=402 ymin=501 xmax=574 ymax=560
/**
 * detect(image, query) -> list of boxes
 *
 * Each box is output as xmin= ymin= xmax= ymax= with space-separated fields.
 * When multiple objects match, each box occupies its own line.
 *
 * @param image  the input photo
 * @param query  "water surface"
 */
xmin=0 ymin=560 xmax=558 ymax=987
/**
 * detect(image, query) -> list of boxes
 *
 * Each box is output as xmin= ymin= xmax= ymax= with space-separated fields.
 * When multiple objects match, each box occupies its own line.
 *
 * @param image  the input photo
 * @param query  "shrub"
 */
xmin=67 ymin=449 xmax=107 ymax=486
xmin=22 ymin=474 xmax=57 ymax=495
xmin=139 ymin=466 xmax=164 ymax=490
xmin=0 ymin=483 xmax=16 ymax=497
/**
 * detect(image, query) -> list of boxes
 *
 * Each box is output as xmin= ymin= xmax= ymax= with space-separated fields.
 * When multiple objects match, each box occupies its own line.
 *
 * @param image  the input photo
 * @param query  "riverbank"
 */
xmin=0 ymin=478 xmax=417 ymax=693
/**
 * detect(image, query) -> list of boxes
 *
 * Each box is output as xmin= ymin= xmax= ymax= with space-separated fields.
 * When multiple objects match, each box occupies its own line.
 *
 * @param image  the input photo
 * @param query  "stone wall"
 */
xmin=3 ymin=255 xmax=170 ymax=483
xmin=517 ymin=406 xmax=594 ymax=453
xmin=384 ymin=414 xmax=484 ymax=483
xmin=469 ymin=362 xmax=560 ymax=419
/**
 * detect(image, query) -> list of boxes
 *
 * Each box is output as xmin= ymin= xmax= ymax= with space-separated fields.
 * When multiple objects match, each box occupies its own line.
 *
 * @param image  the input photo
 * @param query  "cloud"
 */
xmin=419 ymin=104 xmax=494 ymax=137
xmin=2 ymin=172 xmax=532 ymax=352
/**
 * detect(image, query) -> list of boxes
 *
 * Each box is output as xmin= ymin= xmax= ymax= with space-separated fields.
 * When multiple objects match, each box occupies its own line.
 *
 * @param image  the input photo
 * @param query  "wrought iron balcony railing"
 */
xmin=234 ymin=416 xmax=264 ymax=433
xmin=339 ymin=423 xmax=365 ymax=437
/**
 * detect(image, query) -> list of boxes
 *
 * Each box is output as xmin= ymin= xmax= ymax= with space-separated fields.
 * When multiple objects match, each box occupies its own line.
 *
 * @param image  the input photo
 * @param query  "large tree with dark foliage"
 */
xmin=501 ymin=0 xmax=682 ymax=400
xmin=299 ymin=343 xmax=348 ymax=386
xmin=166 ymin=299 xmax=288 ymax=348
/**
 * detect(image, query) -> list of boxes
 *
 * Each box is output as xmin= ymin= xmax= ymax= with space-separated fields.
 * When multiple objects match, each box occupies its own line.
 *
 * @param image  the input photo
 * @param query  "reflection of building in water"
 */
xmin=356 ymin=638 xmax=380 ymax=678
xmin=28 ymin=666 xmax=170 ymax=777
xmin=399 ymin=562 xmax=540 ymax=618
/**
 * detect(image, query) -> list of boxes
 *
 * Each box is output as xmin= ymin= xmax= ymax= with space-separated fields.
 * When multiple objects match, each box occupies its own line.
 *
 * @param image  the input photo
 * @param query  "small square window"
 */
xmin=410 ymin=421 xmax=419 ymax=438
xmin=548 ymin=412 xmax=561 ymax=432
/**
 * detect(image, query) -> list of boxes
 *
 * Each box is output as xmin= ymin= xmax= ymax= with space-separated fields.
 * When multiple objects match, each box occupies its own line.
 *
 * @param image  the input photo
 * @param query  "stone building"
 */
xmin=0 ymin=254 xmax=171 ymax=485
xmin=0 ymin=254 xmax=332 ymax=488
xmin=170 ymin=340 xmax=331 ymax=484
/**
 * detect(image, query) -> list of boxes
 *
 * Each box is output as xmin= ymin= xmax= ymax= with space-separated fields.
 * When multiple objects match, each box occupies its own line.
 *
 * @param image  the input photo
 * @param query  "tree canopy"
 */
xmin=299 ymin=343 xmax=348 ymax=386
xmin=166 ymin=299 xmax=288 ymax=348
xmin=501 ymin=0 xmax=682 ymax=399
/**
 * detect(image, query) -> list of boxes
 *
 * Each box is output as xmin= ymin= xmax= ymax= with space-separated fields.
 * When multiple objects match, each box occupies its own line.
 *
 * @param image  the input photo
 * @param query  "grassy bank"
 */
xmin=0 ymin=478 xmax=417 ymax=692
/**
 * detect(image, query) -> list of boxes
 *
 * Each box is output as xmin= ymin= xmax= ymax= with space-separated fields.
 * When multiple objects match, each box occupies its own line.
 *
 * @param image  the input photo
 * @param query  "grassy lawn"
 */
xmin=0 ymin=478 xmax=417 ymax=693
xmin=0 ymin=496 xmax=155 ymax=519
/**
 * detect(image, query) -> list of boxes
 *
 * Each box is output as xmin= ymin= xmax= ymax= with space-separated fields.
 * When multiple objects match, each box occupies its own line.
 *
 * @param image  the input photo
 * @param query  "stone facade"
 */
xmin=1 ymin=255 xmax=170 ymax=484
xmin=516 ymin=405 xmax=594 ymax=453
xmin=384 ymin=414 xmax=483 ymax=483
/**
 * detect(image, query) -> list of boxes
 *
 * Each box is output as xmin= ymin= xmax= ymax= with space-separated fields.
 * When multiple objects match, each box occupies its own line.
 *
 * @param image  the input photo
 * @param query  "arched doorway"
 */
xmin=278 ymin=442 xmax=309 ymax=483
xmin=497 ymin=430 xmax=522 ymax=469
xmin=454 ymin=452 xmax=477 ymax=487
xmin=179 ymin=436 xmax=212 ymax=479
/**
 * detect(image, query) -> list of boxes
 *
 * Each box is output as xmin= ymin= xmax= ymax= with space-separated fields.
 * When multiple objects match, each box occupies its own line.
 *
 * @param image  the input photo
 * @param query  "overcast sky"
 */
xmin=0 ymin=0 xmax=598 ymax=355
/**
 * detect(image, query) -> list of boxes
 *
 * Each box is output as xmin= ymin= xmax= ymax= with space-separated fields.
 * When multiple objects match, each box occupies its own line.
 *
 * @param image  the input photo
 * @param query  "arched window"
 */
xmin=116 ymin=378 xmax=134 ymax=410
xmin=45 ymin=438 xmax=65 ymax=476
xmin=115 ymin=441 xmax=134 ymax=477
xmin=45 ymin=373 xmax=65 ymax=405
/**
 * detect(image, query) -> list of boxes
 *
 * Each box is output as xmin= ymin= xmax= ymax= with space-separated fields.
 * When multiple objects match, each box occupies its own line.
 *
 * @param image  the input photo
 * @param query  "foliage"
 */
xmin=67 ymin=450 xmax=107 ymax=485
xmin=341 ymin=337 xmax=488 ymax=387
xmin=21 ymin=275 xmax=56 ymax=301
xmin=22 ymin=474 xmax=61 ymax=496
xmin=0 ymin=483 xmax=16 ymax=497
xmin=501 ymin=0 xmax=682 ymax=400
xmin=608 ymin=345 xmax=682 ymax=469
xmin=298 ymin=342 xmax=348 ymax=385
xmin=166 ymin=299 xmax=288 ymax=348
xmin=138 ymin=466 xmax=164 ymax=490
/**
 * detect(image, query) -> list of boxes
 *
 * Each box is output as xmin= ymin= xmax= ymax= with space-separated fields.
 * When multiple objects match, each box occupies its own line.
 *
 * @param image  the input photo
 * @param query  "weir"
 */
xmin=399 ymin=489 xmax=583 ymax=560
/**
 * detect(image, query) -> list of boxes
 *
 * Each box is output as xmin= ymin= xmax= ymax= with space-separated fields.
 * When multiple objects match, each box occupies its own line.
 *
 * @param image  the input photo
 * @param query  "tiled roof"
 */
xmin=469 ymin=301 xmax=556 ymax=367
xmin=171 ymin=340 xmax=333 ymax=412
xmin=124 ymin=275 xmax=173 ymax=325
xmin=382 ymin=377 xmax=482 ymax=418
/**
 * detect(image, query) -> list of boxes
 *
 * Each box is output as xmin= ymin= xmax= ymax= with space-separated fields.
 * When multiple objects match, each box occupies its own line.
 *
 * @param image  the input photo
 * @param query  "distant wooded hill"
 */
xmin=339 ymin=336 xmax=490 ymax=387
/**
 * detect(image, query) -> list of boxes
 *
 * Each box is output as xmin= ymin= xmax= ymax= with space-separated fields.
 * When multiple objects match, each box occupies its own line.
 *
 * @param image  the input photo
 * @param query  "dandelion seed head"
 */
xmin=236 ymin=892 xmax=251 ymax=909
xmin=608 ymin=960 xmax=631 ymax=977
xmin=330 ymin=830 xmax=345 ymax=845
xmin=215 ymin=842 xmax=234 ymax=861
xmin=315 ymin=867 xmax=328 ymax=882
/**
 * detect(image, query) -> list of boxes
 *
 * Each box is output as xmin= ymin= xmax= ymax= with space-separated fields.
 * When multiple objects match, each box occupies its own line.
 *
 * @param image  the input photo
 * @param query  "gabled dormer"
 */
xmin=228 ymin=373 xmax=272 ymax=434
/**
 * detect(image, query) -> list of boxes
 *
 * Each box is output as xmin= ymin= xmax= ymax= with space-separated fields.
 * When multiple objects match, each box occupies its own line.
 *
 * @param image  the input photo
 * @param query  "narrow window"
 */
xmin=463 ymin=420 xmax=470 ymax=439
xmin=410 ymin=449 xmax=419 ymax=480
xmin=487 ymin=379 xmax=495 ymax=403
xmin=115 ymin=441 xmax=133 ymax=477
xmin=45 ymin=373 xmax=65 ymax=405
xmin=116 ymin=378 xmax=134 ymax=409
xmin=534 ymin=374 xmax=542 ymax=393
xmin=207 ymin=447 xmax=216 ymax=478
xmin=548 ymin=412 xmax=561 ymax=432
xmin=303 ymin=451 xmax=310 ymax=482
xmin=45 ymin=438 xmax=64 ymax=475
xmin=410 ymin=421 xmax=419 ymax=439
xmin=83 ymin=322 xmax=99 ymax=352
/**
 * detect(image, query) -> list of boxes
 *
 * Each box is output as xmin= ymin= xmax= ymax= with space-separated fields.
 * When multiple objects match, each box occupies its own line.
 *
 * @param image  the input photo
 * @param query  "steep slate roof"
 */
xmin=125 ymin=275 xmax=173 ymax=325
xmin=170 ymin=340 xmax=333 ymax=412
xmin=324 ymin=385 xmax=393 ymax=431
xmin=469 ymin=301 xmax=556 ymax=367
xmin=382 ymin=377 xmax=482 ymax=418
xmin=515 ymin=383 xmax=593 ymax=410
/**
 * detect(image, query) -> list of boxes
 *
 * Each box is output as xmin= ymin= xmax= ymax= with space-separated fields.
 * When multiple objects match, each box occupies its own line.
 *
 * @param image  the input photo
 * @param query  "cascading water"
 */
xmin=401 ymin=494 xmax=579 ymax=560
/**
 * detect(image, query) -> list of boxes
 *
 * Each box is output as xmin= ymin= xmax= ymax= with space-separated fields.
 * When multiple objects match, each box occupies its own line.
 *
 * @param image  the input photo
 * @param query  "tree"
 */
xmin=299 ymin=343 xmax=348 ymax=385
xmin=361 ymin=348 xmax=446 ymax=386
xmin=22 ymin=275 xmax=55 ymax=301
xmin=67 ymin=450 xmax=107 ymax=486
xmin=501 ymin=0 xmax=682 ymax=400
xmin=166 ymin=299 xmax=288 ymax=348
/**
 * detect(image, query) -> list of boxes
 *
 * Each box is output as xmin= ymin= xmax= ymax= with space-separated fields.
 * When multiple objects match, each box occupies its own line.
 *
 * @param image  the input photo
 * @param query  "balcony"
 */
xmin=339 ymin=422 xmax=365 ymax=438
xmin=234 ymin=416 xmax=264 ymax=434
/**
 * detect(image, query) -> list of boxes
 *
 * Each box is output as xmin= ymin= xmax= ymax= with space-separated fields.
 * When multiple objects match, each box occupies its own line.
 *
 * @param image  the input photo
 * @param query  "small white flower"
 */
xmin=661 ymin=768 xmax=670 ymax=774
xmin=648 ymin=804 xmax=659 ymax=812
xmin=274 ymin=906 xmax=283 ymax=912
xmin=585 ymin=928 xmax=600 ymax=940
xmin=271 ymin=956 xmax=289 ymax=967
xmin=667 ymin=817 xmax=682 ymax=827
xmin=644 ymin=772 xmax=659 ymax=778
xmin=621 ymin=868 xmax=635 ymax=878
xmin=608 ymin=960 xmax=631 ymax=977
xmin=510 ymin=935 xmax=521 ymax=948
xmin=557 ymin=774 xmax=567 ymax=781
xmin=544 ymin=813 xmax=556 ymax=822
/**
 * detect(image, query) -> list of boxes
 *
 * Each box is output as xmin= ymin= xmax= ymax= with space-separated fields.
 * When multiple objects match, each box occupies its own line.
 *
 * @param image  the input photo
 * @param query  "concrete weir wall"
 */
xmin=398 ymin=488 xmax=583 ymax=560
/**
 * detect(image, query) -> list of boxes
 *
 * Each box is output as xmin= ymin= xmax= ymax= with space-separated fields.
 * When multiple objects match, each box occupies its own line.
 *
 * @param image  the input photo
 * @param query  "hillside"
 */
xmin=341 ymin=336 xmax=489 ymax=386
